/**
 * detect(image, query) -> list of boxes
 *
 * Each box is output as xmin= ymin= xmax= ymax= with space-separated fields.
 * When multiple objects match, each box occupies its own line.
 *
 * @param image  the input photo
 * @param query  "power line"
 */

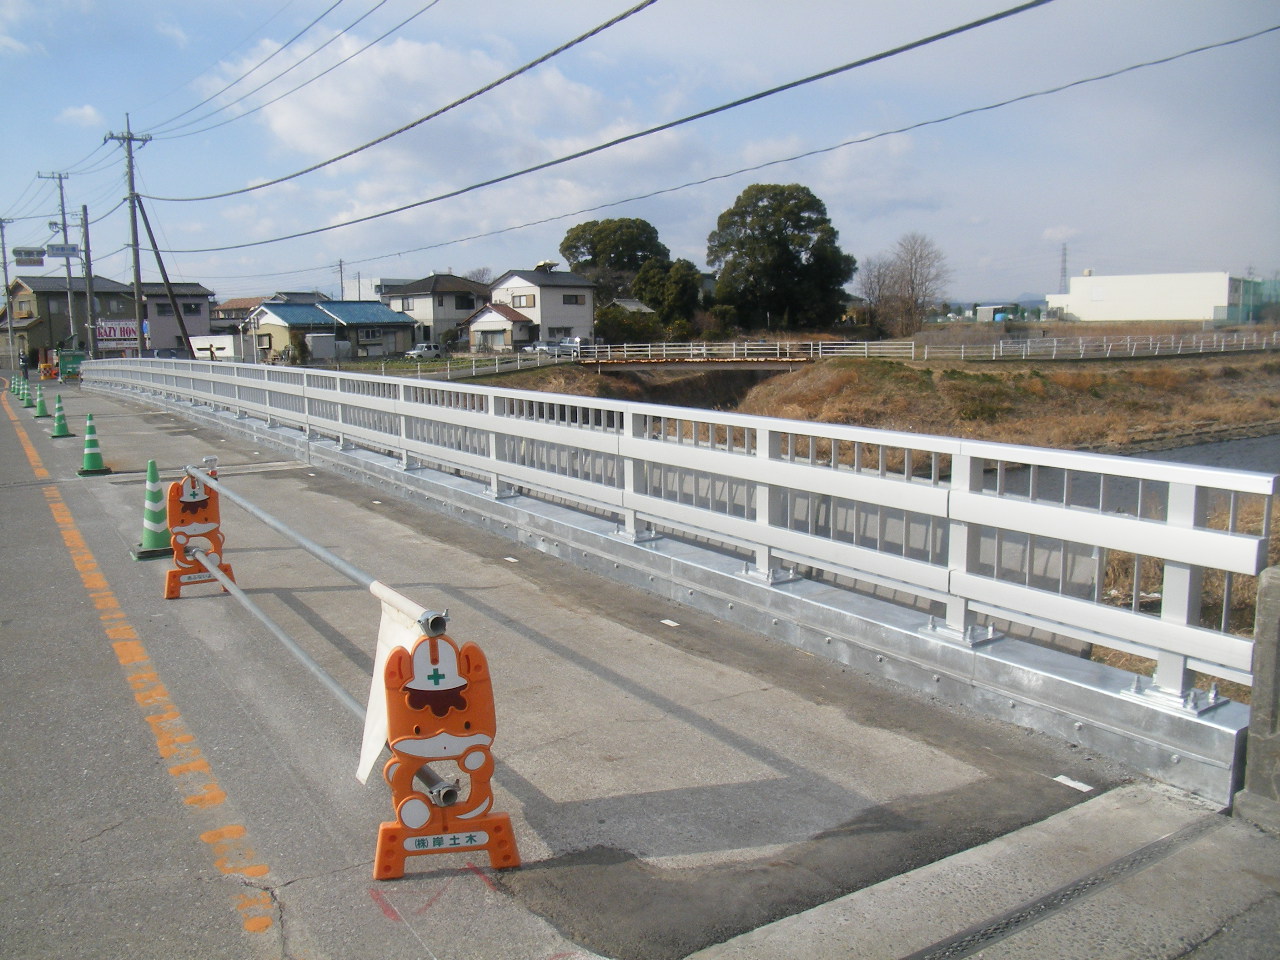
xmin=145 ymin=0 xmax=657 ymax=195
xmin=260 ymin=23 xmax=1280 ymax=280
xmin=160 ymin=0 xmax=1059 ymax=253
xmin=144 ymin=0 xmax=350 ymax=135
xmin=150 ymin=0 xmax=400 ymax=139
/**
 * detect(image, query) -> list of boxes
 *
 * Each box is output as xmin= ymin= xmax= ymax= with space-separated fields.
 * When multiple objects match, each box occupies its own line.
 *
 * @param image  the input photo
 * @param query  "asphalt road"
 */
xmin=1 ymin=376 xmax=1133 ymax=960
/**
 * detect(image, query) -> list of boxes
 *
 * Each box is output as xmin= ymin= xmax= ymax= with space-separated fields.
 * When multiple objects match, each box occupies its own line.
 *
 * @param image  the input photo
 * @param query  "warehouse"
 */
xmin=1046 ymin=271 xmax=1262 ymax=324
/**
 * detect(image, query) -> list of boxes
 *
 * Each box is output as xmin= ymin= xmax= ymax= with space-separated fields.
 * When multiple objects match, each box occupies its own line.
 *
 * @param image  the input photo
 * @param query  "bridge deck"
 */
xmin=2 ymin=378 xmax=1273 ymax=960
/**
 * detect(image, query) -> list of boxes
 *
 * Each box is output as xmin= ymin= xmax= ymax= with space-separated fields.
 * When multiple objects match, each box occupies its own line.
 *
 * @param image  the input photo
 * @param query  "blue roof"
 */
xmin=254 ymin=300 xmax=413 ymax=328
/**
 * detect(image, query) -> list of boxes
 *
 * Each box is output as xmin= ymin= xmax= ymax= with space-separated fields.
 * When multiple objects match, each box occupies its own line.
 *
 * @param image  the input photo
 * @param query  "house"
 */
xmin=246 ymin=300 xmax=415 ymax=363
xmin=381 ymin=273 xmax=490 ymax=344
xmin=211 ymin=296 xmax=267 ymax=333
xmin=139 ymin=282 xmax=215 ymax=355
xmin=458 ymin=303 xmax=536 ymax=352
xmin=2 ymin=275 xmax=133 ymax=363
xmin=486 ymin=261 xmax=595 ymax=348
xmin=1046 ymin=271 xmax=1265 ymax=324
xmin=605 ymin=298 xmax=656 ymax=315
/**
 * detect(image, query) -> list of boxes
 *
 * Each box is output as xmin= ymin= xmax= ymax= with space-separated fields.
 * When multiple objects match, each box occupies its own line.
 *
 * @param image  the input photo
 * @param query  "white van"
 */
xmin=405 ymin=342 xmax=444 ymax=359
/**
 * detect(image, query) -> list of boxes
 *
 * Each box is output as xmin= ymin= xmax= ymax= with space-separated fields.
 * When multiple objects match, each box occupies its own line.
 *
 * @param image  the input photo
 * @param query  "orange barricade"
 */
xmin=374 ymin=631 xmax=520 ymax=878
xmin=164 ymin=462 xmax=235 ymax=599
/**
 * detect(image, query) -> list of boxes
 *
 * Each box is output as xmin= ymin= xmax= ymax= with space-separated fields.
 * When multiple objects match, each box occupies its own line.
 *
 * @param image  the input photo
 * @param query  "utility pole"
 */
xmin=105 ymin=116 xmax=152 ymax=356
xmin=338 ymin=259 xmax=345 ymax=299
xmin=81 ymin=206 xmax=97 ymax=358
xmin=0 ymin=219 xmax=15 ymax=367
xmin=37 ymin=171 xmax=83 ymax=351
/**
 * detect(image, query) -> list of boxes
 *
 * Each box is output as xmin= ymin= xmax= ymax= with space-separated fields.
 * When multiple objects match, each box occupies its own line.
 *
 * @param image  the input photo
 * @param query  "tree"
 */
xmin=632 ymin=257 xmax=702 ymax=331
xmin=858 ymin=232 xmax=951 ymax=338
xmin=706 ymin=183 xmax=855 ymax=330
xmin=559 ymin=218 xmax=670 ymax=303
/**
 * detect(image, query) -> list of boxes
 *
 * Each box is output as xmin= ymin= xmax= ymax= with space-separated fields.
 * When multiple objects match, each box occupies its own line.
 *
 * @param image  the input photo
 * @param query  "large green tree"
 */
xmin=706 ymin=183 xmax=855 ymax=329
xmin=631 ymin=257 xmax=702 ymax=329
xmin=559 ymin=218 xmax=670 ymax=303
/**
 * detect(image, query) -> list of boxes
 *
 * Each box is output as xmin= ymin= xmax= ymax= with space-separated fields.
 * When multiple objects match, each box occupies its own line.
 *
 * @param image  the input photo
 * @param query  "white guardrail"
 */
xmin=576 ymin=330 xmax=1280 ymax=362
xmin=84 ymin=357 xmax=1275 ymax=700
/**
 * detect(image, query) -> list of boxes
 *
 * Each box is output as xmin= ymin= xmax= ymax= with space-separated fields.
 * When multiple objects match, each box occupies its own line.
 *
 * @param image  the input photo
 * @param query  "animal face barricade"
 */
xmin=374 ymin=626 xmax=520 ymax=879
xmin=164 ymin=456 xmax=235 ymax=599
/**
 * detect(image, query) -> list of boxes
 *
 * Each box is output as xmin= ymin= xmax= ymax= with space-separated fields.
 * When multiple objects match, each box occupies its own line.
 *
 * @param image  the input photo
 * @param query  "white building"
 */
xmin=1046 ymin=271 xmax=1263 ymax=324
xmin=488 ymin=261 xmax=595 ymax=343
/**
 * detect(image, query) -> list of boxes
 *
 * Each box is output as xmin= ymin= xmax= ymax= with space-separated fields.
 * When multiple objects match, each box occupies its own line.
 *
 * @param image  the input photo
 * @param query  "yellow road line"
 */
xmin=5 ymin=398 xmax=276 ymax=936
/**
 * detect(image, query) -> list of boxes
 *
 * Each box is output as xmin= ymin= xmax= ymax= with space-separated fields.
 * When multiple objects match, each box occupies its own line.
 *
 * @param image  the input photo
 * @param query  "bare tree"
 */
xmin=858 ymin=233 xmax=951 ymax=338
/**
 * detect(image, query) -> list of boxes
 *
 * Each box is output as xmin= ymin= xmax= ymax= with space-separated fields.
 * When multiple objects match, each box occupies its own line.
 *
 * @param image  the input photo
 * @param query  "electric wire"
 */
xmin=232 ymin=24 xmax=1280 ymax=283
xmin=146 ymin=0 xmax=648 ymax=179
xmin=151 ymin=0 xmax=400 ymax=139
xmin=144 ymin=0 xmax=349 ymax=135
xmin=134 ymin=0 xmax=303 ymax=116
xmin=159 ymin=0 xmax=1059 ymax=252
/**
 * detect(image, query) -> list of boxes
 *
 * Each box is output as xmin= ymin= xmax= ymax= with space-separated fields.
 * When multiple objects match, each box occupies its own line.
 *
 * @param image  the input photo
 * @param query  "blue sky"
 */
xmin=2 ymin=0 xmax=1277 ymax=304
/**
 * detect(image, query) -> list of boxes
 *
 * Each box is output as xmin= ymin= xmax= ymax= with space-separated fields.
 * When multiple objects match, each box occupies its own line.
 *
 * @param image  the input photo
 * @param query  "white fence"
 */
xmin=577 ymin=330 xmax=1280 ymax=363
xmin=84 ymin=357 xmax=1275 ymax=702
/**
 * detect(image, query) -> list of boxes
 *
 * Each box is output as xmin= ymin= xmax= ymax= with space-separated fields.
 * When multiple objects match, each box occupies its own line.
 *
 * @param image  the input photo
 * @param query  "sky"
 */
xmin=1 ymin=0 xmax=1277 ymax=305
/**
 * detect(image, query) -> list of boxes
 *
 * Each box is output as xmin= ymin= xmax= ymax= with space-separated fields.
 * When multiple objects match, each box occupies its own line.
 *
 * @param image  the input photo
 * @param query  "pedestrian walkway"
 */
xmin=691 ymin=782 xmax=1280 ymax=960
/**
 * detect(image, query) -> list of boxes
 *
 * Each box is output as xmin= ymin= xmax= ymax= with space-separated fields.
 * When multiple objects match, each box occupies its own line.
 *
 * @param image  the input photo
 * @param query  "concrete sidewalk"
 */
xmin=691 ymin=781 xmax=1280 ymax=959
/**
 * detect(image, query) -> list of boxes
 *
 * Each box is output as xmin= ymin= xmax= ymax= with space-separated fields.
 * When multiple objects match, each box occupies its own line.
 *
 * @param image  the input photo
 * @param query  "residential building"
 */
xmin=246 ymin=300 xmax=415 ymax=363
xmin=381 ymin=273 xmax=490 ymax=344
xmin=211 ymin=296 xmax=267 ymax=333
xmin=139 ymin=282 xmax=215 ymax=355
xmin=1046 ymin=271 xmax=1264 ymax=324
xmin=458 ymin=303 xmax=536 ymax=352
xmin=2 ymin=275 xmax=133 ymax=363
xmin=487 ymin=261 xmax=595 ymax=346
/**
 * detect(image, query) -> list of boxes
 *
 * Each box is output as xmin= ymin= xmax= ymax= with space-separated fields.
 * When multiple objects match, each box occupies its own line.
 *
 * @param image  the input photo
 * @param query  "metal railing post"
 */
xmin=1235 ymin=566 xmax=1280 ymax=834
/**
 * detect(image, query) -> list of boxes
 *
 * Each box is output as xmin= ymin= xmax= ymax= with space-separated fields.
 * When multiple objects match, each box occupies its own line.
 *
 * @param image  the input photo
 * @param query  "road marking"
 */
xmin=1053 ymin=774 xmax=1095 ymax=793
xmin=36 ymin=477 xmax=277 ymax=936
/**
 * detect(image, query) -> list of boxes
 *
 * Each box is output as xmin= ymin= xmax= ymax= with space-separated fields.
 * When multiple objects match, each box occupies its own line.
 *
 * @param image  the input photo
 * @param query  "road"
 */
xmin=1 ymin=374 xmax=1268 ymax=960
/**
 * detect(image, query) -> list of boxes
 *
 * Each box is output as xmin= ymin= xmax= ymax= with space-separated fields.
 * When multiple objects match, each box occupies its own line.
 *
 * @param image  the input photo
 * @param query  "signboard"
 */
xmin=46 ymin=243 xmax=80 ymax=259
xmin=96 ymin=319 xmax=145 ymax=348
xmin=13 ymin=247 xmax=44 ymax=266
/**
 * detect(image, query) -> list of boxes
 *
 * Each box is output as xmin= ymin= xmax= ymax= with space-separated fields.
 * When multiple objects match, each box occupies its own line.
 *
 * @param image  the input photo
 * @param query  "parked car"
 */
xmin=521 ymin=340 xmax=556 ymax=353
xmin=550 ymin=338 xmax=582 ymax=357
xmin=405 ymin=342 xmax=444 ymax=359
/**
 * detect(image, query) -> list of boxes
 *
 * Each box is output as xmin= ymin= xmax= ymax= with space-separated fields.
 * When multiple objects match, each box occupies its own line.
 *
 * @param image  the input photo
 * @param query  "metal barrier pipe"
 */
xmin=185 ymin=479 xmax=458 ymax=806
xmin=184 ymin=463 xmax=440 ymax=634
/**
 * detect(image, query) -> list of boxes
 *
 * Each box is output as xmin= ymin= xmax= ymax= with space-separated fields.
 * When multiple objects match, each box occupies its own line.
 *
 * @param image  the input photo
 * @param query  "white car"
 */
xmin=405 ymin=343 xmax=443 ymax=359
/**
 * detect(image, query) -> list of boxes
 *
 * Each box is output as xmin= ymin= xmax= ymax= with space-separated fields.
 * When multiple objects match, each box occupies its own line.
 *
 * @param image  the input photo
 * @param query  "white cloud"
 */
xmin=156 ymin=22 xmax=188 ymax=48
xmin=57 ymin=104 xmax=103 ymax=127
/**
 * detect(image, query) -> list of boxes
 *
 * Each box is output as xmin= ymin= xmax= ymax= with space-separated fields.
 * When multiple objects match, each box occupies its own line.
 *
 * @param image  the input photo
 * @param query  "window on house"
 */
xmin=454 ymin=294 xmax=475 ymax=310
xmin=402 ymin=298 xmax=414 ymax=310
xmin=438 ymin=296 xmax=445 ymax=306
xmin=512 ymin=294 xmax=535 ymax=308
xmin=562 ymin=294 xmax=585 ymax=305
xmin=183 ymin=302 xmax=202 ymax=315
xmin=154 ymin=302 xmax=174 ymax=316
